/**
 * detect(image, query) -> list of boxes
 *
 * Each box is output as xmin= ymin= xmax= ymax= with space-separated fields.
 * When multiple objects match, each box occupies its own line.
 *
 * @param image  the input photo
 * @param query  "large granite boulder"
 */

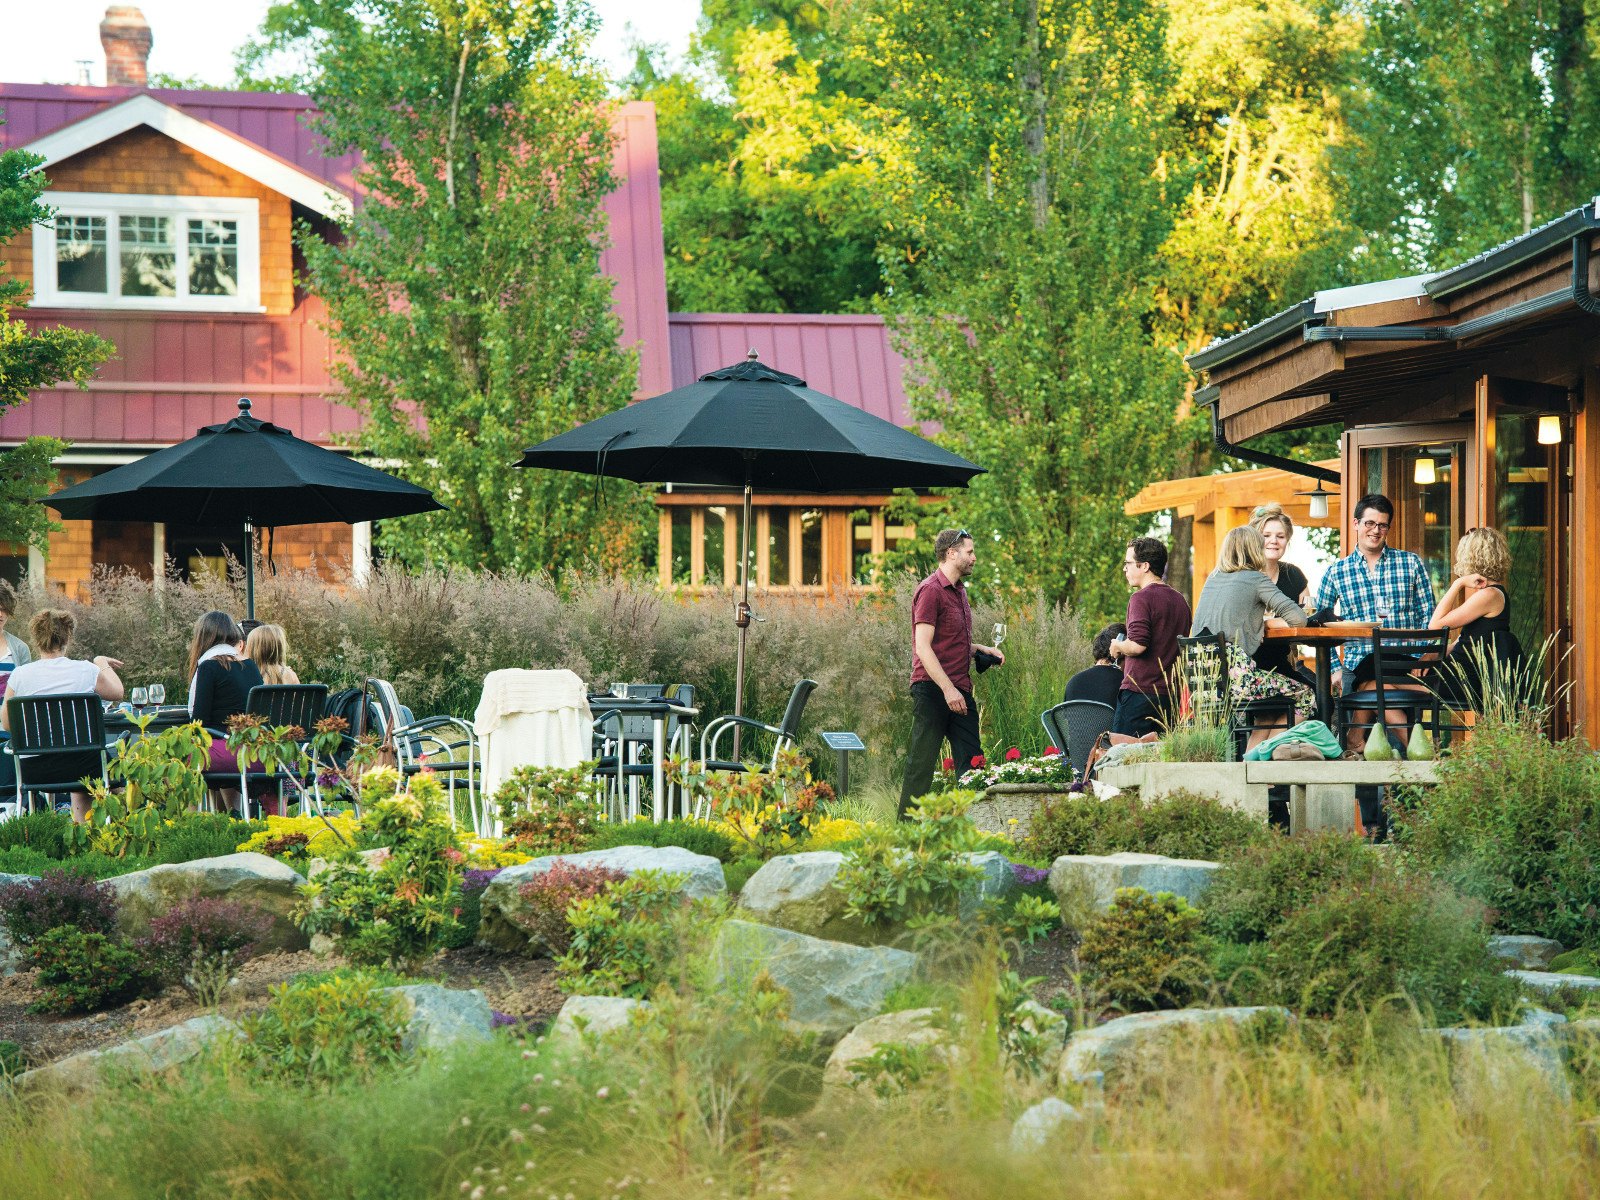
xmin=1009 ymin=1097 xmax=1085 ymax=1154
xmin=738 ymin=850 xmax=1016 ymax=946
xmin=16 ymin=1015 xmax=239 ymax=1092
xmin=108 ymin=853 xmax=307 ymax=950
xmin=550 ymin=995 xmax=651 ymax=1045
xmin=1059 ymin=1007 xmax=1291 ymax=1087
xmin=1049 ymin=852 xmax=1219 ymax=913
xmin=1488 ymin=936 xmax=1564 ymax=970
xmin=1506 ymin=969 xmax=1600 ymax=995
xmin=478 ymin=846 xmax=726 ymax=954
xmin=822 ymin=1007 xmax=953 ymax=1091
xmin=1431 ymin=1020 xmax=1570 ymax=1101
xmin=739 ymin=851 xmax=857 ymax=941
xmin=713 ymin=919 xmax=917 ymax=1043
xmin=381 ymin=984 xmax=494 ymax=1053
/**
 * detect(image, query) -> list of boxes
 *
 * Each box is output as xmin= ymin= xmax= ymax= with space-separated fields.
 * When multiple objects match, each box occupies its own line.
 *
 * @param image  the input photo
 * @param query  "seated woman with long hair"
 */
xmin=1190 ymin=525 xmax=1312 ymax=749
xmin=1427 ymin=527 xmax=1524 ymax=710
xmin=244 ymin=623 xmax=300 ymax=686
xmin=187 ymin=610 xmax=265 ymax=814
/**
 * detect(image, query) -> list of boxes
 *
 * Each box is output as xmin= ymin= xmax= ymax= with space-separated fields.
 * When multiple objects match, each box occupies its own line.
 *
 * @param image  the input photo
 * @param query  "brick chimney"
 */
xmin=100 ymin=6 xmax=153 ymax=87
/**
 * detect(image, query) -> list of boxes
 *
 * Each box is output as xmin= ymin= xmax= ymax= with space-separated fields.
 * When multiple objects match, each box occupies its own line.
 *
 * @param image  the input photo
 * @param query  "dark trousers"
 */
xmin=1111 ymin=690 xmax=1170 ymax=739
xmin=900 ymin=681 xmax=981 ymax=818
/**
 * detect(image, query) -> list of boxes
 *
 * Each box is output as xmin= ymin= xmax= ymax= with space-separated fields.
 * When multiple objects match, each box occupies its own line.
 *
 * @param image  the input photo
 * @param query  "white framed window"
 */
xmin=31 ymin=193 xmax=261 ymax=312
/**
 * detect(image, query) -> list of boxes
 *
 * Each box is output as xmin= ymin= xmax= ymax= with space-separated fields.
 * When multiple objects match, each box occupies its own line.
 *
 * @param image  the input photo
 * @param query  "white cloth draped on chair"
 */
xmin=473 ymin=669 xmax=593 ymax=798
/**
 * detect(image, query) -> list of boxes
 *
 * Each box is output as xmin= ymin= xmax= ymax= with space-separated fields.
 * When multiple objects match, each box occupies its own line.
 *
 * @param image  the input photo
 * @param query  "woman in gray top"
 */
xmin=1192 ymin=526 xmax=1312 ymax=748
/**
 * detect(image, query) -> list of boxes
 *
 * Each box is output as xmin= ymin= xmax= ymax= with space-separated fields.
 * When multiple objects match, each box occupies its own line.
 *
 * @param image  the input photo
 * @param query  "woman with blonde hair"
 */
xmin=245 ymin=624 xmax=299 ymax=686
xmin=1428 ymin=527 xmax=1523 ymax=707
xmin=0 ymin=609 xmax=123 ymax=822
xmin=1191 ymin=525 xmax=1313 ymax=748
xmin=1249 ymin=502 xmax=1315 ymax=685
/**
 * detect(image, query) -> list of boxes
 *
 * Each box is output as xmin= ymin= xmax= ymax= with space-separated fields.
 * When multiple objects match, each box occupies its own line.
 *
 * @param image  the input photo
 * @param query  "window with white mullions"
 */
xmin=55 ymin=215 xmax=107 ymax=293
xmin=187 ymin=218 xmax=239 ymax=296
xmin=119 ymin=214 xmax=177 ymax=297
xmin=31 ymin=192 xmax=260 ymax=312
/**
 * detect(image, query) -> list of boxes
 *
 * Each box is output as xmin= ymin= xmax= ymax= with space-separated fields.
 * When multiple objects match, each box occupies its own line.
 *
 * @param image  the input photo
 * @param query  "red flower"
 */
xmin=1042 ymin=746 xmax=1061 ymax=757
xmin=942 ymin=757 xmax=955 ymax=772
xmin=971 ymin=755 xmax=986 ymax=768
xmin=1004 ymin=747 xmax=1022 ymax=761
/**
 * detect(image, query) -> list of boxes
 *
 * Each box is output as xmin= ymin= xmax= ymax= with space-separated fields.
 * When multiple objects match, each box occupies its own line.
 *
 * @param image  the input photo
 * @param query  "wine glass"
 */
xmin=149 ymin=683 xmax=166 ymax=708
xmin=130 ymin=686 xmax=148 ymax=713
xmin=992 ymin=622 xmax=1007 ymax=648
xmin=1374 ymin=600 xmax=1391 ymax=628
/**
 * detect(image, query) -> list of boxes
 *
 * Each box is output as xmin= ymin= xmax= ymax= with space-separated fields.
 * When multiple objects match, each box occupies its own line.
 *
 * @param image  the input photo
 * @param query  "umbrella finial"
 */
xmin=238 ymin=397 xmax=253 ymax=416
xmin=747 ymin=348 xmax=759 ymax=361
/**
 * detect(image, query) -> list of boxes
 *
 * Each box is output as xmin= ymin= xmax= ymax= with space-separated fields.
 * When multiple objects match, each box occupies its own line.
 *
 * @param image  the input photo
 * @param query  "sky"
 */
xmin=0 ymin=0 xmax=700 ymax=89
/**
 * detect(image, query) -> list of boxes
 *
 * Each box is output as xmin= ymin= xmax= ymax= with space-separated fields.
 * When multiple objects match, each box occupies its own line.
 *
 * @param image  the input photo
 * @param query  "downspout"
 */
xmin=1572 ymin=232 xmax=1600 ymax=315
xmin=1199 ymin=385 xmax=1341 ymax=485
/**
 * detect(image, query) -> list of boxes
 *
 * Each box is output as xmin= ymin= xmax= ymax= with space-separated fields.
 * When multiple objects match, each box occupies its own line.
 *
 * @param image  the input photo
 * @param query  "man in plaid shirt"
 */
xmin=1314 ymin=492 xmax=1435 ymax=836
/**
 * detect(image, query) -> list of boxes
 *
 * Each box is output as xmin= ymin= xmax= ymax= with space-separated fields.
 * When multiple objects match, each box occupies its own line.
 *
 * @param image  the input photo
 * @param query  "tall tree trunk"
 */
xmin=1022 ymin=0 xmax=1048 ymax=231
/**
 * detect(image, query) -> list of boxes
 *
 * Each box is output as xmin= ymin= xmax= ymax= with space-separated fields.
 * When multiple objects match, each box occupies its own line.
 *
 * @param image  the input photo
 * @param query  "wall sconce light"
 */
xmin=1423 ymin=510 xmax=1438 ymax=526
xmin=1413 ymin=456 xmax=1436 ymax=485
xmin=1538 ymin=414 xmax=1563 ymax=445
xmin=1295 ymin=481 xmax=1332 ymax=521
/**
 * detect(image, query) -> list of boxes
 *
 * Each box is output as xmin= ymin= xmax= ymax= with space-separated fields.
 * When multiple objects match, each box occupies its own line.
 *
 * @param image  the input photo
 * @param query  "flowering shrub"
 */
xmin=237 ymin=812 xmax=361 ymax=861
xmin=557 ymin=870 xmax=708 ymax=998
xmin=806 ymin=816 xmax=866 ymax=850
xmin=238 ymin=972 xmax=408 ymax=1087
xmin=28 ymin=927 xmax=149 ymax=1014
xmin=834 ymin=791 xmax=987 ymax=927
xmin=72 ymin=721 xmax=213 ymax=858
xmin=678 ymin=747 xmax=836 ymax=859
xmin=298 ymin=771 xmax=464 ymax=969
xmin=457 ymin=836 xmax=532 ymax=868
xmin=1079 ymin=888 xmax=1208 ymax=1011
xmin=494 ymin=763 xmax=606 ymax=855
xmin=0 ymin=869 xmax=119 ymax=947
xmin=516 ymin=861 xmax=629 ymax=955
xmin=137 ymin=895 xmax=274 ymax=1002
xmin=949 ymin=749 xmax=1076 ymax=791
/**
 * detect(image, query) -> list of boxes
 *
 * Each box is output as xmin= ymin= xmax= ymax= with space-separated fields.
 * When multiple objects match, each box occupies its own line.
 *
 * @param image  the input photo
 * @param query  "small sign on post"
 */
xmin=819 ymin=731 xmax=865 ymax=797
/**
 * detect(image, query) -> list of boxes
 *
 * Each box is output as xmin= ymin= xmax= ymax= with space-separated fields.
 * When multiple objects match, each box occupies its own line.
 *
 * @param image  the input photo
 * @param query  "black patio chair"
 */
xmin=1041 ymin=699 xmax=1114 ymax=779
xmin=698 ymin=679 xmax=817 ymax=773
xmin=1177 ymin=632 xmax=1296 ymax=761
xmin=365 ymin=676 xmax=481 ymax=823
xmin=4 ymin=693 xmax=109 ymax=815
xmin=1335 ymin=628 xmax=1449 ymax=752
xmin=592 ymin=683 xmax=701 ymax=821
xmin=201 ymin=684 xmax=329 ymax=818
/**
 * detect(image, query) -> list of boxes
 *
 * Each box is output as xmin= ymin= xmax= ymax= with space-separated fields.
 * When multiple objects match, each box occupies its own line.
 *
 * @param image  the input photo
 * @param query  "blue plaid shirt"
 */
xmin=1315 ymin=547 xmax=1436 ymax=674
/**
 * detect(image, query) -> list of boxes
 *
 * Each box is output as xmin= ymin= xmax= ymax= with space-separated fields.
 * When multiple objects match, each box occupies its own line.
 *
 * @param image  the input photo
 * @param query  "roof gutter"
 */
xmin=1305 ymin=232 xmax=1600 ymax=347
xmin=1200 ymin=385 xmax=1340 ymax=485
xmin=1424 ymin=204 xmax=1600 ymax=299
xmin=1186 ymin=300 xmax=1318 ymax=373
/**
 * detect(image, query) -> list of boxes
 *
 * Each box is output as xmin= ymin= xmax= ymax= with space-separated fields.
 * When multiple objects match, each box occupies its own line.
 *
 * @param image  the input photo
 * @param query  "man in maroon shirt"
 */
xmin=899 ymin=529 xmax=1006 ymax=816
xmin=1109 ymin=536 xmax=1190 ymax=738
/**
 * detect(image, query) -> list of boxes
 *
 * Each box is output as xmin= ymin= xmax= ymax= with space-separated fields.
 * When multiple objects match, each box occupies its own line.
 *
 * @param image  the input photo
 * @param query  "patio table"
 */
xmin=1262 ymin=620 xmax=1377 ymax=727
xmin=103 ymin=705 xmax=194 ymax=742
xmin=587 ymin=695 xmax=698 ymax=820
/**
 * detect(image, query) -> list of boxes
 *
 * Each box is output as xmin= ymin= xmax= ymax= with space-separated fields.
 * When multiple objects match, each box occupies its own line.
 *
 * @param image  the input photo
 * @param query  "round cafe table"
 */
xmin=1262 ymin=620 xmax=1377 ymax=727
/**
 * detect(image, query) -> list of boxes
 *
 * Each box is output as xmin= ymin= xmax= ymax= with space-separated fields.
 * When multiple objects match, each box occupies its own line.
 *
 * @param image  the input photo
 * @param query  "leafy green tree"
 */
xmin=871 ymin=0 xmax=1191 ymax=620
xmin=253 ymin=0 xmax=650 ymax=574
xmin=0 ymin=129 xmax=111 ymax=551
xmin=1337 ymin=0 xmax=1600 ymax=270
xmin=626 ymin=13 xmax=894 ymax=312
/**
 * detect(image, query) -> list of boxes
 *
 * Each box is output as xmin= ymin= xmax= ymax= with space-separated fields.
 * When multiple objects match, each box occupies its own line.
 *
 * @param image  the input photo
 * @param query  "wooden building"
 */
xmin=1187 ymin=206 xmax=1600 ymax=732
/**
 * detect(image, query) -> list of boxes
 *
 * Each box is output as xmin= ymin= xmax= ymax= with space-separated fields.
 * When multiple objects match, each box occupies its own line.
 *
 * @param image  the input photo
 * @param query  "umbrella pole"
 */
xmin=244 ymin=520 xmax=255 ymax=621
xmin=733 ymin=480 xmax=753 ymax=761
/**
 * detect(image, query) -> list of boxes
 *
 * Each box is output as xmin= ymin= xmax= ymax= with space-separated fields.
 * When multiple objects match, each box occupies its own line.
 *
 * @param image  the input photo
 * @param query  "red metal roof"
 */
xmin=667 ymin=313 xmax=915 ymax=427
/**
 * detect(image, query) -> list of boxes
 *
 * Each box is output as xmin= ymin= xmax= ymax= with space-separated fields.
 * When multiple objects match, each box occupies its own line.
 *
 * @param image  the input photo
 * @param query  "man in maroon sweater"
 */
xmin=898 ymin=528 xmax=1006 ymax=817
xmin=1109 ymin=536 xmax=1190 ymax=738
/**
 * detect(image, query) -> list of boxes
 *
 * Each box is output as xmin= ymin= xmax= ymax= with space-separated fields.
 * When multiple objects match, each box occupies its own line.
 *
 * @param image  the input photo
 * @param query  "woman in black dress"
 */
xmin=1427 ymin=527 xmax=1523 ymax=709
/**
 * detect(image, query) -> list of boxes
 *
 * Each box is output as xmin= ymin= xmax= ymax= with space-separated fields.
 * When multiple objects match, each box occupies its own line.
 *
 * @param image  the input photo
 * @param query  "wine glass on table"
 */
xmin=149 ymin=683 xmax=166 ymax=709
xmin=129 ymin=686 xmax=148 ymax=715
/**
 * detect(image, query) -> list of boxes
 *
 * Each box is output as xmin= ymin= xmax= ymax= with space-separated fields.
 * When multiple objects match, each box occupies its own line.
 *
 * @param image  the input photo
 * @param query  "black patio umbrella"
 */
xmin=517 ymin=353 xmax=984 ymax=720
xmin=43 ymin=398 xmax=445 ymax=618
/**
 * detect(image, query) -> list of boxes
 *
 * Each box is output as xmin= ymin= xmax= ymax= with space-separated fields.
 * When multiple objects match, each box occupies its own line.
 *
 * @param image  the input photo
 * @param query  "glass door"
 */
xmin=1481 ymin=378 xmax=1573 ymax=726
xmin=1347 ymin=423 xmax=1473 ymax=600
